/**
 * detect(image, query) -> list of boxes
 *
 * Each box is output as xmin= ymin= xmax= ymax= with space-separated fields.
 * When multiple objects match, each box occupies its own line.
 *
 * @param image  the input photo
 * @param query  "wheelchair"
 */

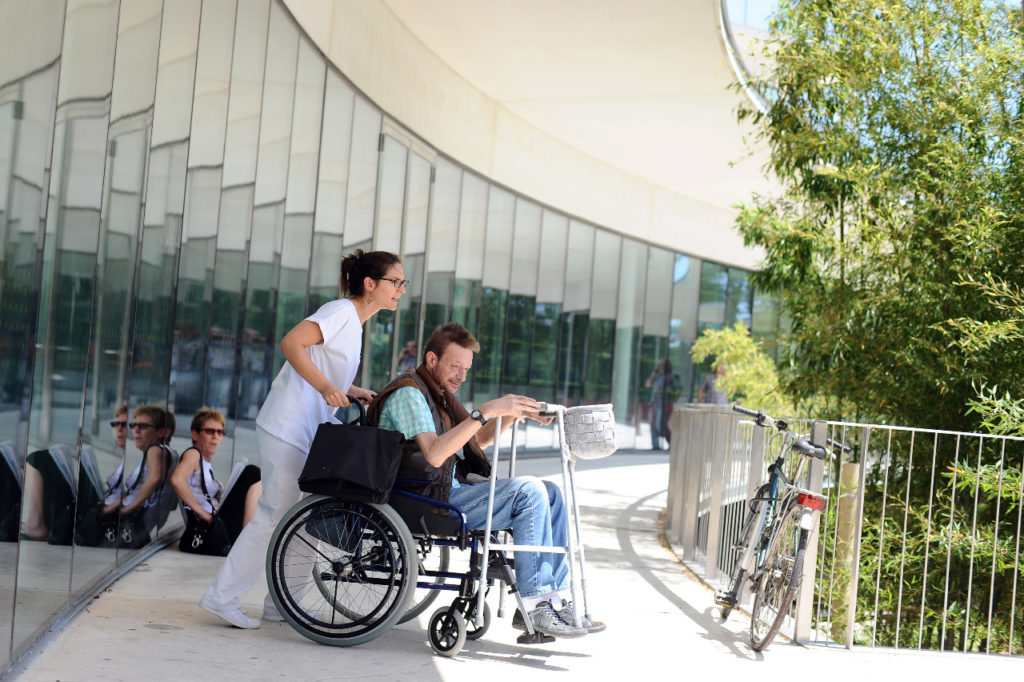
xmin=265 ymin=403 xmax=616 ymax=657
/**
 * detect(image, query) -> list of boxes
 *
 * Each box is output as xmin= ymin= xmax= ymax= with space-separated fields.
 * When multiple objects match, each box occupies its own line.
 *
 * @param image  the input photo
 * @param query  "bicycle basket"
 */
xmin=562 ymin=404 xmax=617 ymax=460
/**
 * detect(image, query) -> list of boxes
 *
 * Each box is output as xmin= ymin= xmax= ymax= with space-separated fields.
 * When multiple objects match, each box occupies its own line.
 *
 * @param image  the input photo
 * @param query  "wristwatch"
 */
xmin=470 ymin=409 xmax=488 ymax=425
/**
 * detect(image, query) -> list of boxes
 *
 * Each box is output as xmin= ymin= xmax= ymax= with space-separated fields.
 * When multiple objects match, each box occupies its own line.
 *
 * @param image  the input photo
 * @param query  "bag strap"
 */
xmin=188 ymin=447 xmax=219 ymax=512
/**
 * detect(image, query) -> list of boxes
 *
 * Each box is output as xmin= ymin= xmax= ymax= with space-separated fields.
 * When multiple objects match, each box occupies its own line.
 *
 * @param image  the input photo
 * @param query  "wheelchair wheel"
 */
xmin=266 ymin=495 xmax=417 ymax=647
xmin=428 ymin=606 xmax=466 ymax=657
xmin=399 ymin=544 xmax=451 ymax=624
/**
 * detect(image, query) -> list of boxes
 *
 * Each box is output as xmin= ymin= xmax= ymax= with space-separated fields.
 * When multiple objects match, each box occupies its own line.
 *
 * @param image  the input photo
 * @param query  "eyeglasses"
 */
xmin=379 ymin=277 xmax=410 ymax=289
xmin=109 ymin=420 xmax=128 ymax=428
xmin=200 ymin=428 xmax=226 ymax=437
xmin=129 ymin=422 xmax=155 ymax=430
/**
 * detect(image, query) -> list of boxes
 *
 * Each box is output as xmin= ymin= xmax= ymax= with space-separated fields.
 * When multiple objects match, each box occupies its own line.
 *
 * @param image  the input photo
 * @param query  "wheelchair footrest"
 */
xmin=517 ymin=631 xmax=556 ymax=645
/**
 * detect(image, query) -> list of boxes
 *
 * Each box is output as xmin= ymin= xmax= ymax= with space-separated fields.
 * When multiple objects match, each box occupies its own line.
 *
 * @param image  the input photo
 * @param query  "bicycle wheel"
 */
xmin=718 ymin=483 xmax=769 ymax=622
xmin=398 ymin=543 xmax=451 ymax=624
xmin=266 ymin=495 xmax=417 ymax=647
xmin=749 ymin=502 xmax=807 ymax=651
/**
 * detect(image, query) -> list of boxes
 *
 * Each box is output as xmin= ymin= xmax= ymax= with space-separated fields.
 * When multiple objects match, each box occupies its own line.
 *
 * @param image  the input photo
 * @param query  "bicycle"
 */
xmin=713 ymin=404 xmax=847 ymax=651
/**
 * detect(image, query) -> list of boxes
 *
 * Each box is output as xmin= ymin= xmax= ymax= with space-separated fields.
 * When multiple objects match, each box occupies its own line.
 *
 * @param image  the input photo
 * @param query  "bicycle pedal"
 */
xmin=714 ymin=590 xmax=737 ymax=608
xmin=517 ymin=631 xmax=556 ymax=645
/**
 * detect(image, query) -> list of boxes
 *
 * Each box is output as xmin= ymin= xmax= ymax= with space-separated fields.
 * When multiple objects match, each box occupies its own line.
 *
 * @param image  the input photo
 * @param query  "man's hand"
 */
xmin=480 ymin=394 xmax=543 ymax=423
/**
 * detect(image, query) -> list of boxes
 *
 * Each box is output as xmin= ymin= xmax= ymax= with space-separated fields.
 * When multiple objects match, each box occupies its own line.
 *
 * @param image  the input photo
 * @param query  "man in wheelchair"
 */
xmin=368 ymin=323 xmax=605 ymax=638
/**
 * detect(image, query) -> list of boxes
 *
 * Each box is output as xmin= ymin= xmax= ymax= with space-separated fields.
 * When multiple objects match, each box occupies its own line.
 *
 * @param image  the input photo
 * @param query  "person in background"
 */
xmin=698 ymin=364 xmax=728 ymax=406
xmin=200 ymin=249 xmax=406 ymax=629
xmin=395 ymin=338 xmax=418 ymax=375
xmin=645 ymin=359 xmax=677 ymax=451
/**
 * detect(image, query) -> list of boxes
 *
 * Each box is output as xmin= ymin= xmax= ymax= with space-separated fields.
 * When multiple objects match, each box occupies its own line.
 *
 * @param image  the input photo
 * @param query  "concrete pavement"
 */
xmin=13 ymin=453 xmax=1023 ymax=681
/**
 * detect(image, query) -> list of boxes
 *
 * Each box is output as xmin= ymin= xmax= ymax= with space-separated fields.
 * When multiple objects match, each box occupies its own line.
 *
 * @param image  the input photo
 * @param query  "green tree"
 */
xmin=736 ymin=0 xmax=1024 ymax=432
xmin=689 ymin=322 xmax=796 ymax=415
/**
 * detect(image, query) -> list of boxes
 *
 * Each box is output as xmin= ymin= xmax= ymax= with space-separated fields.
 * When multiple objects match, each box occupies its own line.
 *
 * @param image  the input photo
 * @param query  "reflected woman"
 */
xmin=200 ymin=249 xmax=405 ymax=629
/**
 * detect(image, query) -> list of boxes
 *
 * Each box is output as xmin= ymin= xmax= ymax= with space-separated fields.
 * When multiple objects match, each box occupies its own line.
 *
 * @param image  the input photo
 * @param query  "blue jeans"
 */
xmin=448 ymin=477 xmax=569 ymax=598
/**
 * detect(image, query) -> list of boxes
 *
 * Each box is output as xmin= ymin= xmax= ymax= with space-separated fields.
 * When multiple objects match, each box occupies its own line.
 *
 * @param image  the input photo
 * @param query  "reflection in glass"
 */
xmin=0 ymin=0 xmax=65 ymax=665
xmin=16 ymin=0 xmax=122 ymax=659
xmin=726 ymin=266 xmax=752 ymax=328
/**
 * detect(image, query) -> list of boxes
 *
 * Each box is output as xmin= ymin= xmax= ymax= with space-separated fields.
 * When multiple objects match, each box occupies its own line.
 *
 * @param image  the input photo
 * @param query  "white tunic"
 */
xmin=255 ymin=298 xmax=362 ymax=452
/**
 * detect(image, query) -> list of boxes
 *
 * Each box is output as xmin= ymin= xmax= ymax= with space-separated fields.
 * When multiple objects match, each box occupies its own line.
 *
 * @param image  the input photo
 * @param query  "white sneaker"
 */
xmin=200 ymin=595 xmax=260 ymax=629
xmin=262 ymin=601 xmax=285 ymax=622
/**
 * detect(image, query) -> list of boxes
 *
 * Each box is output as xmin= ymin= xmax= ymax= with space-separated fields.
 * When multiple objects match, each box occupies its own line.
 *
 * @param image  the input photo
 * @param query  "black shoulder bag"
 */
xmin=298 ymin=398 xmax=405 ymax=503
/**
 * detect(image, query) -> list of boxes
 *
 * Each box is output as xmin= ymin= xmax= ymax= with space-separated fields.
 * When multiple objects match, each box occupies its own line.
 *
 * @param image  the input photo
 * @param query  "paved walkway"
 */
xmin=14 ymin=453 xmax=1022 ymax=681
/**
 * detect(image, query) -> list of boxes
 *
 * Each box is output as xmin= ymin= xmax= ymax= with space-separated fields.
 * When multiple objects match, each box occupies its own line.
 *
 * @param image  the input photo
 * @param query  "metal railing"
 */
xmin=666 ymin=405 xmax=1024 ymax=655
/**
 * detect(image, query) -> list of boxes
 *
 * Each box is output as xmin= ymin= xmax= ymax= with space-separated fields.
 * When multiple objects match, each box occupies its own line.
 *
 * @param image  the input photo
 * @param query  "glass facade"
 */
xmin=0 ymin=0 xmax=776 ymax=669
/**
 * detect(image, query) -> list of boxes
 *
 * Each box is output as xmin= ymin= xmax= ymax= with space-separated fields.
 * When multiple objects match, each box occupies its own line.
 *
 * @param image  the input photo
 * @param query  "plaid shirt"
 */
xmin=378 ymin=386 xmax=436 ymax=438
xmin=378 ymin=385 xmax=461 ymax=488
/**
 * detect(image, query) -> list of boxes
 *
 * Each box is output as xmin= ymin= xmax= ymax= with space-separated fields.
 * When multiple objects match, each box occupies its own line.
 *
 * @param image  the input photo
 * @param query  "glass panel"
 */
xmin=698 ymin=260 xmax=728 ymax=332
xmin=364 ymin=135 xmax=407 ymax=389
xmin=208 ymin=0 xmax=269 ymax=455
xmin=530 ymin=211 xmax=568 ymax=405
xmin=15 ymin=0 xmax=121 ymax=657
xmin=503 ymin=199 xmax=541 ymax=396
xmin=558 ymin=221 xmax=593 ymax=406
xmin=344 ymin=97 xmax=381 ymax=247
xmin=0 ymin=0 xmax=65 ymax=667
xmin=751 ymin=287 xmax=778 ymax=360
xmin=452 ymin=173 xmax=486 ymax=336
xmin=584 ymin=230 xmax=619 ymax=404
xmin=473 ymin=186 xmax=514 ymax=404
xmin=393 ymin=152 xmax=431 ymax=376
xmin=127 ymin=0 xmax=202 ymax=551
xmin=245 ymin=1 xmax=297 ymax=405
xmin=672 ymin=255 xmax=702 ymax=403
xmin=612 ymin=239 xmax=647 ymax=446
xmin=310 ymin=71 xmax=354 ymax=310
xmin=639 ymin=247 xmax=674 ymax=448
xmin=422 ymin=159 xmax=461 ymax=335
xmin=726 ymin=266 xmax=752 ymax=328
xmin=274 ymin=38 xmax=323 ymax=387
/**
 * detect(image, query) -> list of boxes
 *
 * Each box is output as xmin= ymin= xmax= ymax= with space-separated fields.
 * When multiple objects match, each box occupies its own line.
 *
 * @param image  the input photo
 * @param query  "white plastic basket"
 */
xmin=562 ymin=404 xmax=617 ymax=460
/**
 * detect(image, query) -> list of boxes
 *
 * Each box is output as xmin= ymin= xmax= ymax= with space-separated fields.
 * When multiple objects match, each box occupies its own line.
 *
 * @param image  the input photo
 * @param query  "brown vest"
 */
xmin=367 ymin=366 xmax=490 ymax=507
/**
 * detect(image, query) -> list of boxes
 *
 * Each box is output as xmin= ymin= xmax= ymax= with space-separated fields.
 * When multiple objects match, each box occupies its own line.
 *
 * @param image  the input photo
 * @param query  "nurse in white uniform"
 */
xmin=200 ymin=249 xmax=406 ymax=629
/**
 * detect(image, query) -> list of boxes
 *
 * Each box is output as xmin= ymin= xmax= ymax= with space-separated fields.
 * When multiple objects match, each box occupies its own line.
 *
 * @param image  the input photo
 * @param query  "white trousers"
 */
xmin=204 ymin=427 xmax=305 ymax=608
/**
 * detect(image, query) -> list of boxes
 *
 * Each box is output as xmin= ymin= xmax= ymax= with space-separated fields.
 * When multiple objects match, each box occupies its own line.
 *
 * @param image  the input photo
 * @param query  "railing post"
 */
xmin=703 ymin=410 xmax=733 ymax=581
xmin=794 ymin=420 xmax=827 ymax=642
xmin=678 ymin=409 xmax=704 ymax=557
xmin=666 ymin=407 xmax=690 ymax=546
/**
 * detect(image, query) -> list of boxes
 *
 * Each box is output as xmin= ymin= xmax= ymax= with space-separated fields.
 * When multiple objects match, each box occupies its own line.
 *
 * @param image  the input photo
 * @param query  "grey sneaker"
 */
xmin=512 ymin=601 xmax=587 ymax=638
xmin=558 ymin=601 xmax=606 ymax=633
xmin=200 ymin=595 xmax=260 ymax=629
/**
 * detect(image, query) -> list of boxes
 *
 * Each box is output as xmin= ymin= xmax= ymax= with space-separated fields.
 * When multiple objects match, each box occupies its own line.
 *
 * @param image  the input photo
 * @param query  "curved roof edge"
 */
xmin=282 ymin=0 xmax=771 ymax=269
